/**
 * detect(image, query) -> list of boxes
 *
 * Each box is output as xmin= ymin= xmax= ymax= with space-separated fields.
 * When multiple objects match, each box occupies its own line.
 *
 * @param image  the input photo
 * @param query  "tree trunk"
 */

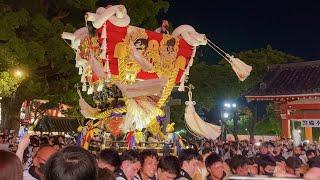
xmin=233 ymin=114 xmax=239 ymax=143
xmin=249 ymin=101 xmax=259 ymax=143
xmin=1 ymin=97 xmax=24 ymax=131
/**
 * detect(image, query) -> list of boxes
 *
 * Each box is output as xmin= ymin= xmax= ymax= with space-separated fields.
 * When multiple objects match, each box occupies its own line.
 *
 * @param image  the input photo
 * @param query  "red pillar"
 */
xmin=281 ymin=119 xmax=291 ymax=138
xmin=280 ymin=102 xmax=291 ymax=138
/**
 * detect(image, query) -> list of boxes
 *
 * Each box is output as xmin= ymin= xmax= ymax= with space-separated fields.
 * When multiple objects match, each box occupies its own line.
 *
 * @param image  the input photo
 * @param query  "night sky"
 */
xmin=165 ymin=0 xmax=320 ymax=61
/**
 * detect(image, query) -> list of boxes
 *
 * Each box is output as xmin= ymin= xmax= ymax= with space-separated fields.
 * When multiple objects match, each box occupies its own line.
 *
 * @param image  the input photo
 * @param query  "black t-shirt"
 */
xmin=175 ymin=169 xmax=192 ymax=180
xmin=28 ymin=166 xmax=41 ymax=180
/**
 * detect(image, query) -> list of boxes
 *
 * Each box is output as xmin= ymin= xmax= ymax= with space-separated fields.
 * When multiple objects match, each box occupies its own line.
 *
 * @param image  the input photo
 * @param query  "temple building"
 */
xmin=246 ymin=60 xmax=320 ymax=142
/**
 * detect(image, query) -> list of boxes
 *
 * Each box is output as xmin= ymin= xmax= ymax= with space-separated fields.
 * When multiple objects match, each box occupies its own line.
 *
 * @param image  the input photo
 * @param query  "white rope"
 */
xmin=207 ymin=38 xmax=228 ymax=55
xmin=207 ymin=43 xmax=231 ymax=63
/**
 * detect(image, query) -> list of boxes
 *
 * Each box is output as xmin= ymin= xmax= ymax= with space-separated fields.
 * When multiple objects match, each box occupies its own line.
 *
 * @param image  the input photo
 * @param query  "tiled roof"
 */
xmin=246 ymin=60 xmax=320 ymax=96
xmin=33 ymin=116 xmax=81 ymax=132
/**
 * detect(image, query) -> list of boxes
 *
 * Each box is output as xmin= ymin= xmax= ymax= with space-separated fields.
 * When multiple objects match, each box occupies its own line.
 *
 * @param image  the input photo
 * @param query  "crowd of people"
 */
xmin=1 ymin=128 xmax=320 ymax=180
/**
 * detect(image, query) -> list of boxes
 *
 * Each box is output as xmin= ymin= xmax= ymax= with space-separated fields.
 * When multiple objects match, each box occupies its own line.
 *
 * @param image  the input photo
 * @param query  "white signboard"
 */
xmin=301 ymin=119 xmax=320 ymax=127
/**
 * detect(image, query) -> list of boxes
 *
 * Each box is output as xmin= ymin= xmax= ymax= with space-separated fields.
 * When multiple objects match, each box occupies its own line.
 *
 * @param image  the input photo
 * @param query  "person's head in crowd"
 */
xmin=139 ymin=149 xmax=158 ymax=179
xmin=203 ymin=141 xmax=211 ymax=148
xmin=223 ymin=143 xmax=229 ymax=152
xmin=178 ymin=148 xmax=200 ymax=178
xmin=202 ymin=148 xmax=212 ymax=161
xmin=30 ymin=135 xmax=40 ymax=146
xmin=97 ymin=148 xmax=120 ymax=171
xmin=205 ymin=153 xmax=225 ymax=180
xmin=0 ymin=135 xmax=5 ymax=144
xmin=273 ymin=145 xmax=282 ymax=157
xmin=4 ymin=128 xmax=9 ymax=135
xmin=285 ymin=156 xmax=302 ymax=177
xmin=40 ymin=137 xmax=49 ymax=146
xmin=118 ymin=150 xmax=143 ymax=180
xmin=45 ymin=146 xmax=97 ymax=180
xmin=247 ymin=157 xmax=258 ymax=175
xmin=0 ymin=150 xmax=23 ymax=180
xmin=49 ymin=136 xmax=55 ymax=145
xmin=52 ymin=137 xmax=62 ymax=151
xmin=294 ymin=145 xmax=303 ymax=156
xmin=308 ymin=156 xmax=320 ymax=168
xmin=157 ymin=155 xmax=180 ymax=180
xmin=259 ymin=142 xmax=269 ymax=155
xmin=33 ymin=145 xmax=57 ymax=179
xmin=305 ymin=167 xmax=320 ymax=180
xmin=274 ymin=155 xmax=286 ymax=174
xmin=257 ymin=155 xmax=276 ymax=176
xmin=98 ymin=168 xmax=116 ymax=180
xmin=57 ymin=135 xmax=65 ymax=144
xmin=229 ymin=155 xmax=249 ymax=176
xmin=306 ymin=149 xmax=316 ymax=160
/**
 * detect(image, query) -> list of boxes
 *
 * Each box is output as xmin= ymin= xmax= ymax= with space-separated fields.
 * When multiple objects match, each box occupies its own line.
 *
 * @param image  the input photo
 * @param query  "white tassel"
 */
xmin=101 ymin=24 xmax=107 ymax=38
xmin=87 ymin=86 xmax=94 ymax=94
xmin=82 ymin=83 xmax=87 ymax=91
xmin=78 ymin=66 xmax=83 ymax=75
xmin=81 ymin=73 xmax=86 ymax=83
xmin=107 ymin=72 xmax=111 ymax=81
xmin=185 ymin=65 xmax=190 ymax=75
xmin=178 ymin=74 xmax=186 ymax=91
xmin=188 ymin=57 xmax=194 ymax=67
xmin=100 ymin=50 xmax=106 ymax=59
xmin=101 ymin=39 xmax=107 ymax=51
xmin=97 ymin=82 xmax=104 ymax=91
xmin=192 ymin=47 xmax=197 ymax=57
xmin=104 ymin=56 xmax=110 ymax=71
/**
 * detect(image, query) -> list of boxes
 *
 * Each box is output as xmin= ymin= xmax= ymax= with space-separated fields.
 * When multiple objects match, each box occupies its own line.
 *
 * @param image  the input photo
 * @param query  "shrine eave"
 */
xmin=246 ymin=93 xmax=320 ymax=102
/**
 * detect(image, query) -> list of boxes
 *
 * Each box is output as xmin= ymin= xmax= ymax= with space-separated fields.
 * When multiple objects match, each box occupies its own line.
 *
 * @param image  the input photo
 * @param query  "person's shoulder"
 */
xmin=175 ymin=177 xmax=188 ymax=180
xmin=133 ymin=174 xmax=142 ymax=180
xmin=23 ymin=170 xmax=37 ymax=180
xmin=116 ymin=177 xmax=126 ymax=180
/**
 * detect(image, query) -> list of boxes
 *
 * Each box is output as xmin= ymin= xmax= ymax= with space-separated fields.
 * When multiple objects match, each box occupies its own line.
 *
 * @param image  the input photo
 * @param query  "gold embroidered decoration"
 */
xmin=157 ymin=35 xmax=179 ymax=77
xmin=122 ymin=29 xmax=149 ymax=82
xmin=144 ymin=40 xmax=160 ymax=73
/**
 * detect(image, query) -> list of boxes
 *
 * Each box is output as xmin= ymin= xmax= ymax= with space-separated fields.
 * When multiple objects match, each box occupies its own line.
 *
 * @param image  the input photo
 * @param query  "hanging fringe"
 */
xmin=178 ymin=74 xmax=186 ymax=91
xmin=101 ymin=39 xmax=107 ymax=50
xmin=99 ymin=50 xmax=106 ymax=59
xmin=97 ymin=81 xmax=104 ymax=91
xmin=80 ymin=72 xmax=86 ymax=83
xmin=87 ymin=85 xmax=94 ymax=94
xmin=178 ymin=47 xmax=197 ymax=91
xmin=82 ymin=82 xmax=87 ymax=91
xmin=78 ymin=66 xmax=83 ymax=75
xmin=101 ymin=23 xmax=107 ymax=38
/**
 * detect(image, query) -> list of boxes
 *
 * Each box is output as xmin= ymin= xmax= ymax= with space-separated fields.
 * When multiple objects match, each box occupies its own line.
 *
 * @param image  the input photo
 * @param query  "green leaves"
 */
xmin=0 ymin=71 xmax=20 ymax=97
xmin=0 ymin=9 xmax=30 ymax=40
xmin=119 ymin=0 xmax=169 ymax=29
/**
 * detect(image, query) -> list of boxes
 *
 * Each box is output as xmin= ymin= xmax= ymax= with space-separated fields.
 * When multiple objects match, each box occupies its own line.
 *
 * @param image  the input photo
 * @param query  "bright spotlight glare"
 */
xmin=223 ymin=113 xmax=229 ymax=118
xmin=255 ymin=142 xmax=261 ymax=146
xmin=15 ymin=71 xmax=23 ymax=77
xmin=232 ymin=103 xmax=236 ymax=108
xmin=297 ymin=129 xmax=301 ymax=133
xmin=224 ymin=103 xmax=231 ymax=108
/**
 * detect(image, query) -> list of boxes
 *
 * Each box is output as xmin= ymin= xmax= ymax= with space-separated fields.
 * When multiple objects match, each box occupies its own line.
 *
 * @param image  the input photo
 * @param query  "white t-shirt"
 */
xmin=23 ymin=170 xmax=37 ymax=180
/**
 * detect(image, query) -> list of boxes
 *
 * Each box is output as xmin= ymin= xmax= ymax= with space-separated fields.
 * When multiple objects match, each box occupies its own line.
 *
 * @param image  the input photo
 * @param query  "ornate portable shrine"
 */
xmin=62 ymin=4 xmax=252 ymax=151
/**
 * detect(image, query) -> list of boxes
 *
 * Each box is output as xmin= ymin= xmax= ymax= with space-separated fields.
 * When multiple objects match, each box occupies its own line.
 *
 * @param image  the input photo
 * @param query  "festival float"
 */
xmin=62 ymin=5 xmax=252 ymax=154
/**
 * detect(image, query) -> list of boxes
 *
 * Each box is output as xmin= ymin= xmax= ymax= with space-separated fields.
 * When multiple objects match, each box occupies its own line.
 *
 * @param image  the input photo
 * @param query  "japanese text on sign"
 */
xmin=301 ymin=120 xmax=320 ymax=127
